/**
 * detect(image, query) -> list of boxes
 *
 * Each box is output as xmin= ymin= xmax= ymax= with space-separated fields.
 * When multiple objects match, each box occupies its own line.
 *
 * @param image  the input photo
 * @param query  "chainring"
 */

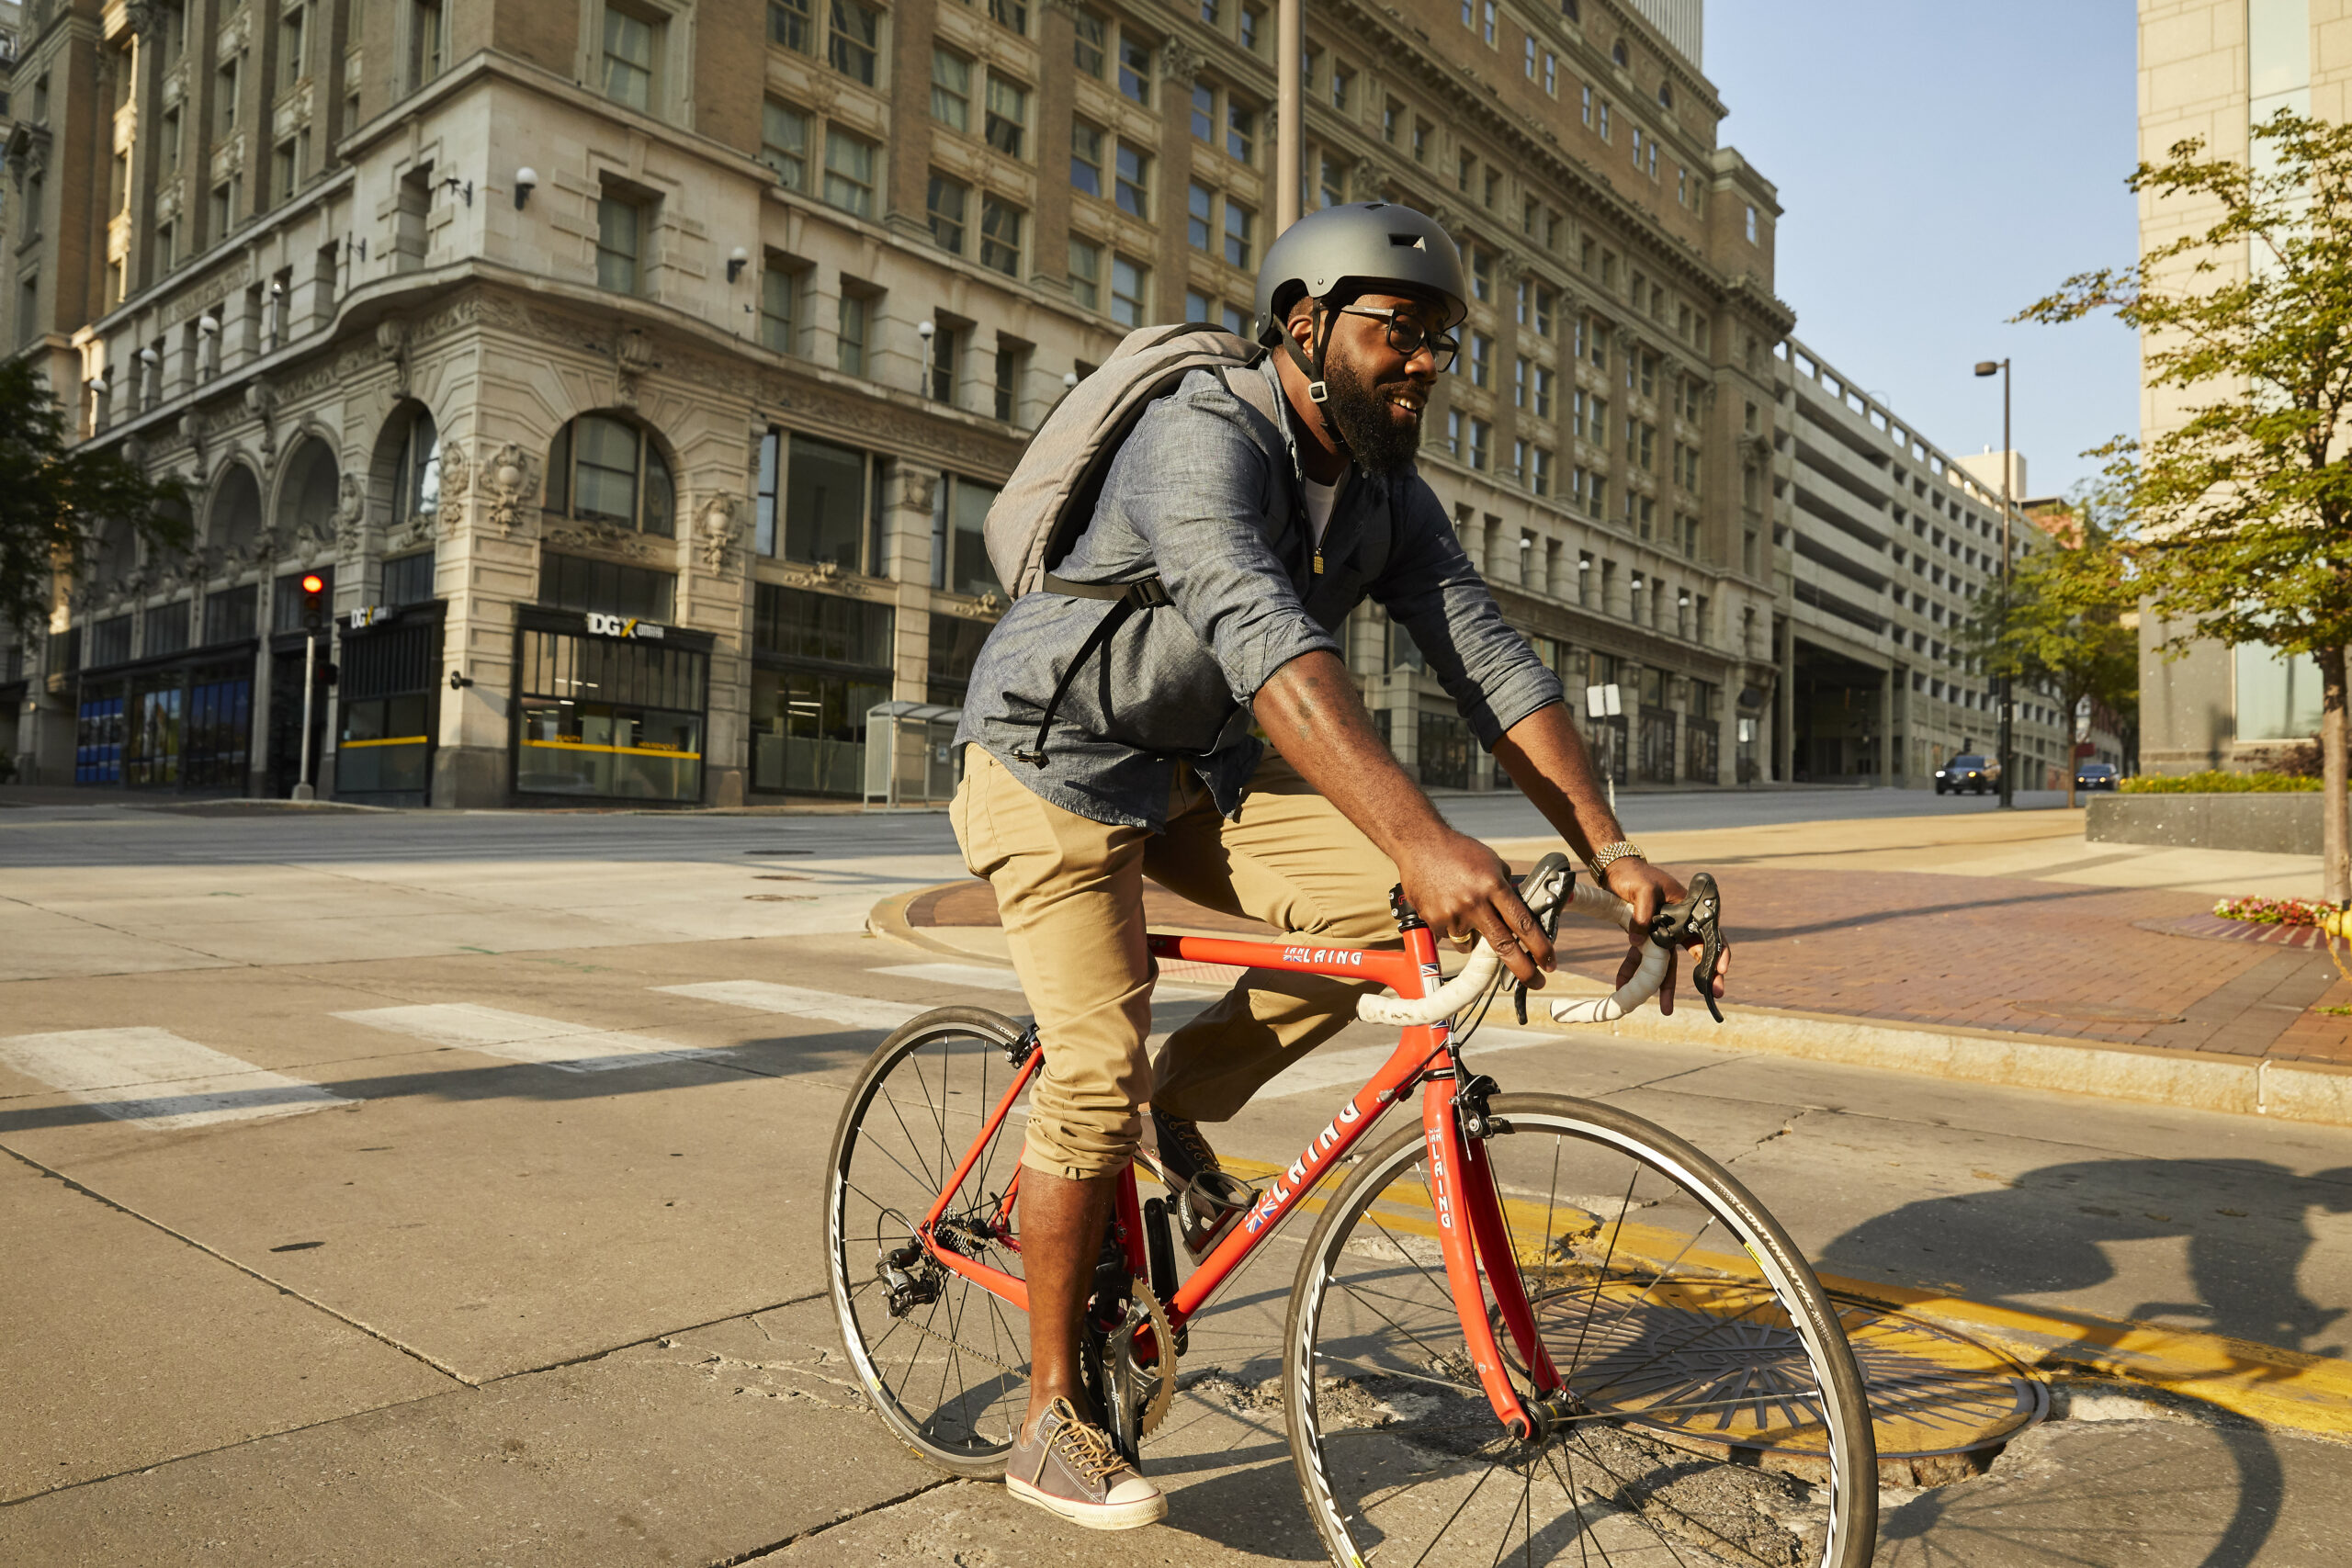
xmin=1129 ymin=1276 xmax=1178 ymax=1438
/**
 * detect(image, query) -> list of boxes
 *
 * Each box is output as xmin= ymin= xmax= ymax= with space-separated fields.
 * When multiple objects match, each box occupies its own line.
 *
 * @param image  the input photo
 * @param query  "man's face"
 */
xmin=1296 ymin=290 xmax=1448 ymax=474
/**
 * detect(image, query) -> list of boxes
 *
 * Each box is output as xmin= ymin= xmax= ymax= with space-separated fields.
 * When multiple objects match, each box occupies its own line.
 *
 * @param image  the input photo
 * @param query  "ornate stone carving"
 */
xmin=546 ymin=523 xmax=662 ymax=564
xmin=614 ymin=327 xmax=656 ymax=406
xmin=950 ymin=592 xmax=1004 ymax=619
xmin=122 ymin=1 xmax=164 ymax=38
xmin=1159 ymin=37 xmax=1202 ymax=83
xmin=178 ymin=411 xmax=204 ymax=457
xmin=439 ymin=439 xmax=471 ymax=507
xmin=243 ymin=382 xmax=277 ymax=461
xmin=6 ymin=124 xmax=53 ymax=188
xmin=332 ymin=474 xmax=368 ymax=555
xmin=1351 ymin=157 xmax=1385 ymax=201
xmin=377 ymin=319 xmax=410 ymax=397
xmin=895 ymin=467 xmax=939 ymax=515
xmin=695 ymin=492 xmax=745 ymax=577
xmin=480 ymin=442 xmax=538 ymax=534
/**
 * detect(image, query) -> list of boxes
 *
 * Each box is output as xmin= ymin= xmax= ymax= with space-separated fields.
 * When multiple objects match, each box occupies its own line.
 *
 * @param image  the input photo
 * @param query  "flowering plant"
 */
xmin=2213 ymin=897 xmax=2334 ymax=927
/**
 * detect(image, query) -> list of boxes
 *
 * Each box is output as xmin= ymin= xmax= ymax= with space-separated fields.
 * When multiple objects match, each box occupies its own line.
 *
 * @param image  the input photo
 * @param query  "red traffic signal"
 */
xmin=300 ymin=572 xmax=325 ymax=594
xmin=299 ymin=571 xmax=327 ymax=629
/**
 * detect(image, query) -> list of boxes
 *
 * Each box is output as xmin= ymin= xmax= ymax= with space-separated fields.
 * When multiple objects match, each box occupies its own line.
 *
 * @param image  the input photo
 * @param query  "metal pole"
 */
xmin=1998 ymin=359 xmax=2015 ymax=810
xmin=1277 ymin=0 xmax=1303 ymax=232
xmin=293 ymin=627 xmax=317 ymax=801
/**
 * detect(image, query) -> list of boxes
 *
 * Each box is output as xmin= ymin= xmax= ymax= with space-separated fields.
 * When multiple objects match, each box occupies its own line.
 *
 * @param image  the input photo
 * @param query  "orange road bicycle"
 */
xmin=826 ymin=856 xmax=1878 ymax=1567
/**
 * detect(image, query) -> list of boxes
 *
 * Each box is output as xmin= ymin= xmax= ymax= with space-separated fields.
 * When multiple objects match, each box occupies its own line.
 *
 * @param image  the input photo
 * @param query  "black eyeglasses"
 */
xmin=1333 ymin=306 xmax=1460 ymax=373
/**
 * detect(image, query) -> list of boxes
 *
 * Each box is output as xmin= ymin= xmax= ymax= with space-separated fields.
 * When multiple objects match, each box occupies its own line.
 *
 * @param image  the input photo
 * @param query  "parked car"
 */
xmin=2075 ymin=761 xmax=2120 ymax=791
xmin=1935 ymin=754 xmax=2001 ymax=795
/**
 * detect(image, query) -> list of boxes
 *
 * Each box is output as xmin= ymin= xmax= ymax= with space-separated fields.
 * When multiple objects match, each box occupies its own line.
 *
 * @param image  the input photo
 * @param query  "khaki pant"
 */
xmin=951 ymin=745 xmax=1401 ymax=1180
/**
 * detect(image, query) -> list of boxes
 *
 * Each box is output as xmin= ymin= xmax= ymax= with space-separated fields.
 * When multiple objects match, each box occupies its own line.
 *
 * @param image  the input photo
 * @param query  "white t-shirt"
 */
xmin=1302 ymin=474 xmax=1342 ymax=547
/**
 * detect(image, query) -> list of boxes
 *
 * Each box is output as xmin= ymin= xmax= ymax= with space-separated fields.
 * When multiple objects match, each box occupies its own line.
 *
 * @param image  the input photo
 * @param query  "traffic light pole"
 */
xmin=293 ymin=628 xmax=317 ymax=801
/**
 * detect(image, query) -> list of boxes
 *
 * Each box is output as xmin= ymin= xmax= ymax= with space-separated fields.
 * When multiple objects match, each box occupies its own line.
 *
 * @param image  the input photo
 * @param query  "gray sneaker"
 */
xmin=1150 ymin=1109 xmax=1254 ymax=1259
xmin=1004 ymin=1397 xmax=1167 ymax=1531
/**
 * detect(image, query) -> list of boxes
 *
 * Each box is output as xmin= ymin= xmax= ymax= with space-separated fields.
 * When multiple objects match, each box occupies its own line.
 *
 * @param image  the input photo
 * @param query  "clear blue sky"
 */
xmin=1704 ymin=1 xmax=2142 ymax=500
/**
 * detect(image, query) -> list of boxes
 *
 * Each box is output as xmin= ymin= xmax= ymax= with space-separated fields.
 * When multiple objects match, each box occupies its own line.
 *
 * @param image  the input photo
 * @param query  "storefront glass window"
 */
xmin=755 ymin=583 xmax=893 ymax=665
xmin=927 ymin=612 xmax=991 ymax=705
xmin=930 ymin=474 xmax=1003 ymax=598
xmin=75 ymin=686 xmax=125 ymax=782
xmin=383 ymin=551 xmax=435 ymax=607
xmin=515 ymin=628 xmax=707 ymax=802
xmin=784 ymin=432 xmax=871 ymax=570
xmin=1419 ymin=710 xmax=1472 ymax=789
xmin=751 ymin=668 xmax=890 ymax=795
xmin=203 ymin=583 xmax=258 ymax=645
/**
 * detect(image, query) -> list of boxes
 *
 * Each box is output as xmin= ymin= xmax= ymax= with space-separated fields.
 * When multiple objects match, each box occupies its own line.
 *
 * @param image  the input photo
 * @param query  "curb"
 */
xmin=869 ymin=882 xmax=2352 ymax=1130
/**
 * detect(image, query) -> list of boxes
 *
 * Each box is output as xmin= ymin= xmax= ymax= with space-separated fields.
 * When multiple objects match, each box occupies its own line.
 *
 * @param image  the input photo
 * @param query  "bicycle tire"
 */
xmin=1283 ymin=1092 xmax=1878 ymax=1568
xmin=826 ymin=1005 xmax=1035 ymax=1479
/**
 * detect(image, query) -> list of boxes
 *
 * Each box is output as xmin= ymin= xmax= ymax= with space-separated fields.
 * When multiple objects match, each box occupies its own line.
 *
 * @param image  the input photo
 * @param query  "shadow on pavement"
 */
xmin=1826 ymin=1159 xmax=2352 ymax=1566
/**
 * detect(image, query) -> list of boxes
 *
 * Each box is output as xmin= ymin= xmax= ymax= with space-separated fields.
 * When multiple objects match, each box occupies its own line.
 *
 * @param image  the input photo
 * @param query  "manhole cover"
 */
xmin=2012 ymin=998 xmax=2185 ymax=1024
xmin=1526 ymin=1278 xmax=2045 ymax=1461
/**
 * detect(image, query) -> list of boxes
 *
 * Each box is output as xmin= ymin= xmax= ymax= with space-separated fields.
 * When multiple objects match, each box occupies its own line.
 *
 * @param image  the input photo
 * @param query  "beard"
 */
xmin=1321 ymin=355 xmax=1426 ymax=475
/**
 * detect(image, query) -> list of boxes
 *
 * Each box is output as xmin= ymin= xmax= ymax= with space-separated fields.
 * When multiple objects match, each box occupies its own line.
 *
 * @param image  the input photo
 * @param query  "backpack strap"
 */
xmin=1011 ymin=576 xmax=1172 ymax=766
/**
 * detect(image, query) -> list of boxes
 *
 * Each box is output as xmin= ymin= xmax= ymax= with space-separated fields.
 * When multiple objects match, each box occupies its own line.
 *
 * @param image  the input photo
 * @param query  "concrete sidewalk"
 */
xmin=881 ymin=809 xmax=2352 ymax=1128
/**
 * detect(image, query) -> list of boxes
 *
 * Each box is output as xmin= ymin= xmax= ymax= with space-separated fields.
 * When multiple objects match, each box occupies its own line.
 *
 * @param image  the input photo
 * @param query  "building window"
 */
xmin=1187 ymin=182 xmax=1213 ymax=250
xmin=546 ymin=413 xmax=676 ymax=536
xmin=1071 ymin=120 xmax=1105 ymax=197
xmin=1192 ymin=82 xmax=1215 ymax=143
xmin=145 ymin=603 xmax=192 ymax=658
xmin=1383 ymin=97 xmax=1401 ymax=142
xmin=409 ymin=0 xmax=447 ymax=83
xmin=987 ymin=0 xmax=1028 ymax=34
xmin=824 ymin=128 xmax=878 ymax=217
xmin=601 ymin=4 xmax=659 ymax=112
xmin=1227 ymin=99 xmax=1256 ymax=163
xmin=1117 ymin=31 xmax=1151 ymax=103
xmin=1530 ymin=446 xmax=1553 ymax=497
xmin=837 ymin=291 xmax=869 ymax=375
xmin=985 ymin=76 xmax=1028 ymax=158
xmin=1114 ymin=142 xmax=1150 ymax=217
xmin=1073 ymin=6 xmax=1106 ymax=73
xmin=758 ymin=429 xmax=882 ymax=572
xmin=1468 ymin=333 xmax=1490 ymax=388
xmin=1332 ymin=65 xmax=1352 ymax=110
xmin=272 ymin=139 xmax=299 ymax=207
xmin=1068 ymin=238 xmax=1101 ymax=310
xmin=1111 ymin=254 xmax=1148 ymax=328
xmin=595 ymin=195 xmax=643 ymax=293
xmin=1746 ymin=203 xmax=1759 ymax=243
xmin=203 ymin=583 xmax=261 ymax=644
xmin=1468 ymin=418 xmax=1489 ymax=470
xmin=993 ymin=343 xmax=1024 ymax=422
xmin=1412 ymin=118 xmax=1430 ymax=163
xmin=980 ymin=196 xmax=1023 ymax=276
xmin=931 ymin=48 xmax=971 ymax=130
xmin=392 ymin=407 xmax=442 ymax=530
xmin=217 ymin=54 xmax=242 ymax=135
xmin=829 ymin=0 xmax=880 ymax=85
xmin=762 ymin=98 xmax=808 ymax=186
xmin=279 ymin=4 xmax=307 ymax=87
xmin=927 ymin=172 xmax=969 ymax=253
xmin=1224 ymin=200 xmax=1253 ymax=268
xmin=769 ymin=0 xmax=812 ymax=50
xmin=1239 ymin=3 xmax=1261 ymax=50
xmin=760 ymin=256 xmax=797 ymax=352
xmin=381 ymin=553 xmax=435 ymax=608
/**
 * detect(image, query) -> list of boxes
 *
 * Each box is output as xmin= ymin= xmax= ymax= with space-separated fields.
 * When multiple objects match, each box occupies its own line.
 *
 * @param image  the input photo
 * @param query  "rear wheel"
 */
xmin=827 ymin=1006 xmax=1034 ymax=1477
xmin=1283 ymin=1093 xmax=1877 ymax=1568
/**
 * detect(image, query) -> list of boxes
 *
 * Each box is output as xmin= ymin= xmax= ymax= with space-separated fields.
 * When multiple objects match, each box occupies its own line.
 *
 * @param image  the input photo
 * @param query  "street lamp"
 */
xmin=1973 ymin=357 xmax=2015 ymax=810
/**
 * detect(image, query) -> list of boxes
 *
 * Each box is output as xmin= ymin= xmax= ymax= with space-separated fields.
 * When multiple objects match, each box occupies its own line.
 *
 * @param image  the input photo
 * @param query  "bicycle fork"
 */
xmin=1419 ymin=1075 xmax=1565 ymax=1441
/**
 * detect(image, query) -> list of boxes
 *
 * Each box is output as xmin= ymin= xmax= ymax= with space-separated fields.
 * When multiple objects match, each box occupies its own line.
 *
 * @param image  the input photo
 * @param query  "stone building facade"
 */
xmin=5 ymin=0 xmax=1791 ymax=806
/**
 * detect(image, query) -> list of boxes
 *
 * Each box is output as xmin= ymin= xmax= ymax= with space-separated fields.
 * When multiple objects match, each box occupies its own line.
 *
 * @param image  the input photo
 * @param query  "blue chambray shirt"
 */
xmin=955 ymin=358 xmax=1565 ymax=829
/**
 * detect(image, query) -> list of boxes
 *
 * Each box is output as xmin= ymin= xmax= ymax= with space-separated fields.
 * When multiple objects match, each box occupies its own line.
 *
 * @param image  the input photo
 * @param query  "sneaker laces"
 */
xmin=1046 ymin=1400 xmax=1128 ymax=1483
xmin=1160 ymin=1114 xmax=1222 ymax=1174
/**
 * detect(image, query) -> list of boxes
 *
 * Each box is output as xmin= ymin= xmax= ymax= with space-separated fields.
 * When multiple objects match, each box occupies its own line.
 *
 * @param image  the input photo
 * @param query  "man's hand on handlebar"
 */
xmin=1601 ymin=860 xmax=1732 ymax=1017
xmin=1396 ymin=831 xmax=1555 ymax=987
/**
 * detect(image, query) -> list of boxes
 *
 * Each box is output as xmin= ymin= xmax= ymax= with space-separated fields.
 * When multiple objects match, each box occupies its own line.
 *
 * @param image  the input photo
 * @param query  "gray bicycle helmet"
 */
xmin=1253 ymin=202 xmax=1469 ymax=406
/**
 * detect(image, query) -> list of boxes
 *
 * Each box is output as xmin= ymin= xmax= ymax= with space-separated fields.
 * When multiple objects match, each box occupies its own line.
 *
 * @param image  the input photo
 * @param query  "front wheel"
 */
xmin=1283 ymin=1093 xmax=1877 ymax=1568
xmin=827 ymin=1006 xmax=1035 ymax=1477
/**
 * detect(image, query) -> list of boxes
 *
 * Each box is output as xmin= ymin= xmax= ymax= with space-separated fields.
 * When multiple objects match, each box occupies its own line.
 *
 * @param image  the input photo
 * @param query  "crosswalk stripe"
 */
xmin=654 ymin=981 xmax=925 ymax=1032
xmin=332 ymin=1004 xmax=729 ymax=1073
xmin=0 ymin=1028 xmax=348 ymax=1131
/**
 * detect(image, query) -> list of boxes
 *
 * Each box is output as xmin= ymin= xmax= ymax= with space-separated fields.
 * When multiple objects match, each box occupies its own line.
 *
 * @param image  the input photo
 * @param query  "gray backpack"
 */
xmin=981 ymin=322 xmax=1284 ymax=764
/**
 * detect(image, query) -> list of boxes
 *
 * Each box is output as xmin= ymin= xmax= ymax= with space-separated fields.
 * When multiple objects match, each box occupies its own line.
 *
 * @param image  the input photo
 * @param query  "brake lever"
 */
xmin=1511 ymin=856 xmax=1573 ymax=1026
xmin=1647 ymin=871 xmax=1725 ymax=1023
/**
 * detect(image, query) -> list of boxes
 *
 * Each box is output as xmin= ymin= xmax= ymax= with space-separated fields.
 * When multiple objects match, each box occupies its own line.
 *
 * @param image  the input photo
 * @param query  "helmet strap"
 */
xmin=1280 ymin=300 xmax=1350 ymax=452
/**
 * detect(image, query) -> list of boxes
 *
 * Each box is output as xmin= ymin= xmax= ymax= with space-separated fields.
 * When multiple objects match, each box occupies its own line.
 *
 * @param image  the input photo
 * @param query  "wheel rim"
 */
xmin=1291 ymin=1102 xmax=1871 ymax=1568
xmin=830 ymin=1014 xmax=1033 ymax=1462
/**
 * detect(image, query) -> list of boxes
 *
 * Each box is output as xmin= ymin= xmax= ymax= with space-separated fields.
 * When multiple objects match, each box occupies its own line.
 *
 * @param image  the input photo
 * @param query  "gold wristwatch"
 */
xmin=1588 ymin=841 xmax=1647 ymax=876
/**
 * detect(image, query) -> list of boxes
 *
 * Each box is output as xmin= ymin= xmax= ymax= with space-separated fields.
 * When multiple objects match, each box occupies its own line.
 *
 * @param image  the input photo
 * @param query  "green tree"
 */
xmin=2021 ymin=110 xmax=2352 ymax=897
xmin=0 ymin=357 xmax=190 ymax=658
xmin=1957 ymin=488 xmax=2140 ymax=808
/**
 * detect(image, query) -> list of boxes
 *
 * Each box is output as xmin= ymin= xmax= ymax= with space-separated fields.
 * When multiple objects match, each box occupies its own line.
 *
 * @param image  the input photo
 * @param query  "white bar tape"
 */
xmin=1353 ymin=879 xmax=1654 ymax=1028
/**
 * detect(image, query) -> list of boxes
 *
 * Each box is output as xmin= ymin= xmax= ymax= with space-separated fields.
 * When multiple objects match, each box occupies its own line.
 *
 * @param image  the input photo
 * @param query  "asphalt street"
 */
xmin=1 ymin=791 xmax=2346 ymax=1567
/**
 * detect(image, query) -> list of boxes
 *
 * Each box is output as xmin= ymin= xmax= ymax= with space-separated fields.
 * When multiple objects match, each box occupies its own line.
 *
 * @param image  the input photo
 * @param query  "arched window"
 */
xmin=392 ymin=408 xmax=440 ymax=528
xmin=546 ymin=412 xmax=675 ymax=536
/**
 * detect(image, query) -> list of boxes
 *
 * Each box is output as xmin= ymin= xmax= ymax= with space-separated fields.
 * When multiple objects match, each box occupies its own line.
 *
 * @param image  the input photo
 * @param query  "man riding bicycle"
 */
xmin=949 ymin=202 xmax=1730 ymax=1531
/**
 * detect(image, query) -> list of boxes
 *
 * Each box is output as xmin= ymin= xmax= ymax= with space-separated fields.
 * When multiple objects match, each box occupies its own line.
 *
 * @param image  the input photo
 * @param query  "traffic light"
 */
xmin=299 ymin=572 xmax=327 ymax=630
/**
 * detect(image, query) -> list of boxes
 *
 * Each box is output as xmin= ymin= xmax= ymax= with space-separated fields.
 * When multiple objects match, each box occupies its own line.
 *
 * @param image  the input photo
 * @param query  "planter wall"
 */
xmin=2086 ymin=792 xmax=2322 ymax=855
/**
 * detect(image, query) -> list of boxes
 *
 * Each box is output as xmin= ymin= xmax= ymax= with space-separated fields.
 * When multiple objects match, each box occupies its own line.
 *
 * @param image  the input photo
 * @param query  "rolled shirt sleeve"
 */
xmin=1374 ymin=483 xmax=1566 ymax=747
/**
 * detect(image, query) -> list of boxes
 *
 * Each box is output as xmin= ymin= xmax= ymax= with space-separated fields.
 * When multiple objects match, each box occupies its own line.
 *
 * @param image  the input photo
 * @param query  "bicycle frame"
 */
xmin=912 ymin=919 xmax=1564 ymax=1438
